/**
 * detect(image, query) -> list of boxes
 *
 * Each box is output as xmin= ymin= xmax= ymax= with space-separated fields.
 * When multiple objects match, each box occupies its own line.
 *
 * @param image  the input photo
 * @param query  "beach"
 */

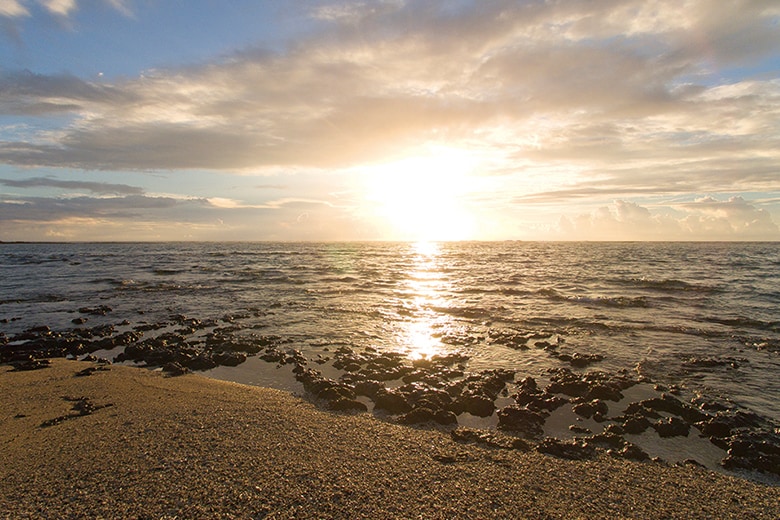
xmin=1 ymin=359 xmax=778 ymax=519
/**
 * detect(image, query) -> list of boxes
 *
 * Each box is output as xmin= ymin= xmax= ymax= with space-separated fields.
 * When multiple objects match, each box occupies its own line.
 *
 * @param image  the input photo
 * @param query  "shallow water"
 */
xmin=2 ymin=241 xmax=778 ymax=419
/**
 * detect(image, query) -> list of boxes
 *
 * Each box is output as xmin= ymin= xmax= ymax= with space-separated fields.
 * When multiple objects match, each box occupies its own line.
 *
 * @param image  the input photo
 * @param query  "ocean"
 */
xmin=1 ymin=241 xmax=778 ymax=479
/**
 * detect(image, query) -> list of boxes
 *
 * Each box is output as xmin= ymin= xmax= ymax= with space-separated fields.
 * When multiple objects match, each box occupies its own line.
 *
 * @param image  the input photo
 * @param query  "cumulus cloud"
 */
xmin=556 ymin=197 xmax=779 ymax=241
xmin=0 ymin=0 xmax=779 ymax=241
xmin=0 ymin=0 xmax=777 ymax=191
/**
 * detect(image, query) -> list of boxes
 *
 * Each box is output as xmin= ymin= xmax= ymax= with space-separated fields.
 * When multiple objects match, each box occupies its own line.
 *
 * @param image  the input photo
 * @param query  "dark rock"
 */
xmin=354 ymin=380 xmax=384 ymax=398
xmin=537 ymin=438 xmax=596 ymax=460
xmin=452 ymin=394 xmax=495 ymax=417
xmin=524 ymin=394 xmax=568 ymax=413
xmin=317 ymin=384 xmax=356 ymax=402
xmin=616 ymin=443 xmax=650 ymax=461
xmin=72 ymin=317 xmax=88 ymax=325
xmin=11 ymin=359 xmax=51 ymax=371
xmin=622 ymin=416 xmax=651 ymax=434
xmin=213 ymin=351 xmax=247 ymax=367
xmin=516 ymin=376 xmax=538 ymax=393
xmin=328 ymin=398 xmax=368 ymax=413
xmin=584 ymin=433 xmax=626 ymax=449
xmin=569 ymin=425 xmax=592 ymax=435
xmin=185 ymin=354 xmax=217 ymax=371
xmin=162 ymin=362 xmax=188 ymax=376
xmin=374 ymin=389 xmax=412 ymax=414
xmin=74 ymin=366 xmax=109 ymax=377
xmin=399 ymin=407 xmax=436 ymax=424
xmin=496 ymin=406 xmax=546 ymax=438
xmin=633 ymin=394 xmax=706 ymax=424
xmin=676 ymin=459 xmax=706 ymax=468
xmin=604 ymin=423 xmax=625 ymax=435
xmin=434 ymin=410 xmax=458 ymax=425
xmin=572 ymin=401 xmax=596 ymax=418
xmin=451 ymin=428 xmax=532 ymax=451
xmin=78 ymin=305 xmax=112 ymax=316
xmin=696 ymin=418 xmax=731 ymax=438
xmin=585 ymin=383 xmax=623 ymax=402
xmin=557 ymin=352 xmax=604 ymax=368
xmin=653 ymin=416 xmax=690 ymax=438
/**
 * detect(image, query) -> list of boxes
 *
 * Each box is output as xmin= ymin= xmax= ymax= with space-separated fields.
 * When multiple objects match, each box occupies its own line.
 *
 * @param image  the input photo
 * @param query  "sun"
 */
xmin=363 ymin=146 xmax=479 ymax=241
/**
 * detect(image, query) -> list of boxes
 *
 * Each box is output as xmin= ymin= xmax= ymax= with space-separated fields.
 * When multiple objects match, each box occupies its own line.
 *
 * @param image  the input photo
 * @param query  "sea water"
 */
xmin=1 ymin=241 xmax=778 ymax=424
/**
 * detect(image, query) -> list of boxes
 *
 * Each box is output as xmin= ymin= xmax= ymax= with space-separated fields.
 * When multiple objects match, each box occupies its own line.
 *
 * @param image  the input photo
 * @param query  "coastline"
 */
xmin=1 ymin=360 xmax=778 ymax=519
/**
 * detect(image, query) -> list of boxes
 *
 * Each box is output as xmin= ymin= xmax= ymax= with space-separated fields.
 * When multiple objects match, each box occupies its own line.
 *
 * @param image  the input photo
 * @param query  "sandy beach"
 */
xmin=1 ymin=359 xmax=778 ymax=519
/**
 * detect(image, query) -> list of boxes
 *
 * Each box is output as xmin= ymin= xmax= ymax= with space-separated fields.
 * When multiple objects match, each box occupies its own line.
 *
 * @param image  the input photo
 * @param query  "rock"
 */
xmin=632 ymin=394 xmax=706 ymax=424
xmin=585 ymin=383 xmax=623 ymax=402
xmin=696 ymin=418 xmax=732 ymax=438
xmin=584 ymin=433 xmax=626 ymax=449
xmin=162 ymin=362 xmax=188 ymax=376
xmin=451 ymin=394 xmax=495 ymax=417
xmin=185 ymin=355 xmax=217 ymax=371
xmin=317 ymin=384 xmax=356 ymax=402
xmin=569 ymin=425 xmax=592 ymax=435
xmin=451 ymin=428 xmax=532 ymax=451
xmin=556 ymin=352 xmax=604 ymax=368
xmin=399 ymin=407 xmax=436 ymax=425
xmin=516 ymin=376 xmax=538 ymax=393
xmin=327 ymin=398 xmax=368 ymax=413
xmin=604 ymin=423 xmax=625 ymax=435
xmin=74 ymin=366 xmax=109 ymax=377
xmin=11 ymin=359 xmax=51 ymax=371
xmin=721 ymin=432 xmax=780 ymax=475
xmin=213 ymin=351 xmax=247 ymax=367
xmin=536 ymin=438 xmax=596 ymax=460
xmin=622 ymin=416 xmax=651 ymax=434
xmin=496 ymin=406 xmax=546 ymax=438
xmin=373 ymin=389 xmax=412 ymax=414
xmin=433 ymin=410 xmax=458 ymax=425
xmin=653 ymin=416 xmax=690 ymax=438
xmin=523 ymin=394 xmax=568 ymax=413
xmin=78 ymin=305 xmax=112 ymax=316
xmin=616 ymin=443 xmax=650 ymax=461
xmin=352 ymin=380 xmax=383 ymax=398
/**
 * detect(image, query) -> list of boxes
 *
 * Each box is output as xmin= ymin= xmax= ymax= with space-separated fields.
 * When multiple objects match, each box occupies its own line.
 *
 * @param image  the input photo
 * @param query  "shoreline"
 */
xmin=1 ymin=359 xmax=778 ymax=519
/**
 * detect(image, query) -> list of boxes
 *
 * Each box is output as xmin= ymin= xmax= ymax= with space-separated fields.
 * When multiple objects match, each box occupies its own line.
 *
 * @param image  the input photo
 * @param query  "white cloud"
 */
xmin=0 ymin=0 xmax=29 ymax=17
xmin=0 ymin=1 xmax=779 ymax=240
xmin=556 ymin=197 xmax=779 ymax=241
xmin=0 ymin=0 xmax=129 ymax=19
xmin=41 ymin=0 xmax=76 ymax=17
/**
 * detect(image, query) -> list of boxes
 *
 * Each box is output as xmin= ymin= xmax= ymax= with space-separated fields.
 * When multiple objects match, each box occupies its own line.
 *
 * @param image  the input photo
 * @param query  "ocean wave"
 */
xmin=619 ymin=277 xmax=718 ymax=292
xmin=538 ymin=288 xmax=649 ymax=308
xmin=703 ymin=316 xmax=780 ymax=332
xmin=152 ymin=268 xmax=187 ymax=276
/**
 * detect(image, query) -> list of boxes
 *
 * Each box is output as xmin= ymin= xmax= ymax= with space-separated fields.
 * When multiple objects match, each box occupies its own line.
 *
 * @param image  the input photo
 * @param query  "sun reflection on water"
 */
xmin=399 ymin=241 xmax=448 ymax=360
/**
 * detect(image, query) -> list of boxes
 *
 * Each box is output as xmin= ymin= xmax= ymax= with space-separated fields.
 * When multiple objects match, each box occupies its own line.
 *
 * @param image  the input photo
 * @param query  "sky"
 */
xmin=0 ymin=0 xmax=779 ymax=242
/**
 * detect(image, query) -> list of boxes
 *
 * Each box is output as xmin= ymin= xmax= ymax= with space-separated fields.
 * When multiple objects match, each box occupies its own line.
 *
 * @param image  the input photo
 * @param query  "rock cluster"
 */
xmin=2 ymin=315 xmax=779 ymax=478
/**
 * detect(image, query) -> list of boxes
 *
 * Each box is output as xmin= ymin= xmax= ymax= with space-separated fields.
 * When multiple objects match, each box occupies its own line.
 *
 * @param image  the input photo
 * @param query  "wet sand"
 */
xmin=1 ymin=359 xmax=778 ymax=519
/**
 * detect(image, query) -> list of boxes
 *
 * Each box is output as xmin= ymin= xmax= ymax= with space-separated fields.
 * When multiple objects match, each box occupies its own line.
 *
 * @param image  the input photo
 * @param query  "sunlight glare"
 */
xmin=363 ymin=146 xmax=479 ymax=241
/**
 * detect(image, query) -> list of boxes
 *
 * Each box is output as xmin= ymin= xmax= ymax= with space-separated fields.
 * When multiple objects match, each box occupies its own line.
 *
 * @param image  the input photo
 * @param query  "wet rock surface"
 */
xmin=2 ymin=315 xmax=779 ymax=482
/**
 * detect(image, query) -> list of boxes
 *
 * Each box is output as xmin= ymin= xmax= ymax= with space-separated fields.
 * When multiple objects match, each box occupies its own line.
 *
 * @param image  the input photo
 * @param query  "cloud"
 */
xmin=0 ymin=176 xmax=144 ymax=194
xmin=0 ymin=0 xmax=778 ymax=232
xmin=0 ymin=1 xmax=775 ymax=173
xmin=0 ymin=0 xmax=129 ymax=19
xmin=0 ymin=70 xmax=139 ymax=115
xmin=556 ymin=197 xmax=779 ymax=241
xmin=40 ymin=0 xmax=77 ymax=17
xmin=0 ymin=1 xmax=29 ymax=18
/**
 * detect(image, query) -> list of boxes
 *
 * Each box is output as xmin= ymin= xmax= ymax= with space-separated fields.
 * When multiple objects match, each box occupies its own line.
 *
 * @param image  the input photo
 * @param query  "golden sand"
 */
xmin=1 ymin=359 xmax=778 ymax=519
